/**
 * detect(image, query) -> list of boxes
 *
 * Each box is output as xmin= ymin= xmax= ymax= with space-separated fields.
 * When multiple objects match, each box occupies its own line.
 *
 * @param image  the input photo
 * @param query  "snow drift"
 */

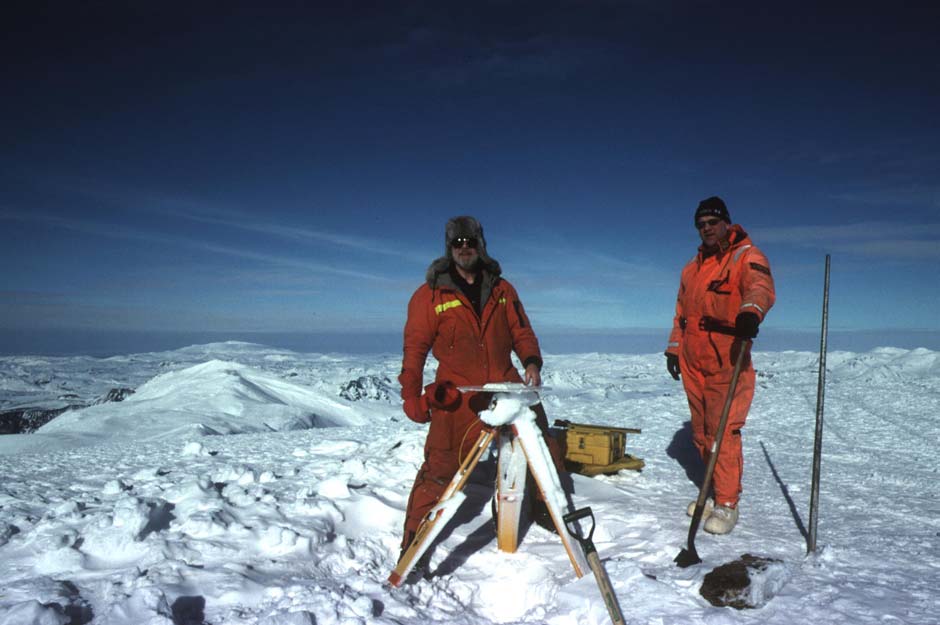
xmin=2 ymin=358 xmax=370 ymax=455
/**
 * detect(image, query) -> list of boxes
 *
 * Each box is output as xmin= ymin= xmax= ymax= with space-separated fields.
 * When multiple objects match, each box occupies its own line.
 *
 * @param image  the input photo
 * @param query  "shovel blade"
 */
xmin=674 ymin=546 xmax=702 ymax=568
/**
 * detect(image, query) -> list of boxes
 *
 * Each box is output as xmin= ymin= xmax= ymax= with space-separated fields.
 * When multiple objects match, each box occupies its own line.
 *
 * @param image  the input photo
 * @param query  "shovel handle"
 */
xmin=586 ymin=551 xmax=625 ymax=625
xmin=675 ymin=339 xmax=750 ymax=568
xmin=563 ymin=506 xmax=596 ymax=545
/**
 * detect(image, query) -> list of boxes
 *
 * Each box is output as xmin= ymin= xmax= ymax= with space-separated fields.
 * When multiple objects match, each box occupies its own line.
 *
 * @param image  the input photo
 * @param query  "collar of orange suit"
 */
xmin=699 ymin=225 xmax=748 ymax=259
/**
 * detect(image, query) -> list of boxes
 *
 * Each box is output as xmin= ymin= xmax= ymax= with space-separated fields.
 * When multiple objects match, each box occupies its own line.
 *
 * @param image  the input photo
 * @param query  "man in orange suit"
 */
xmin=666 ymin=197 xmax=776 ymax=534
xmin=398 ymin=216 xmax=562 ymax=556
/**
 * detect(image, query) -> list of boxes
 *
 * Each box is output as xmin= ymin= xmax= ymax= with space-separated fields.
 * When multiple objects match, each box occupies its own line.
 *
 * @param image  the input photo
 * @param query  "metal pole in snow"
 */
xmin=808 ymin=254 xmax=830 ymax=554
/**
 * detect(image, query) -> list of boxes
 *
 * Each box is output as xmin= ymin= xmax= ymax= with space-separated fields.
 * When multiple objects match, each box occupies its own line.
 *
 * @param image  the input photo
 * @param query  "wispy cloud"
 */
xmin=837 ymin=239 xmax=940 ymax=259
xmin=17 ymin=175 xmax=431 ymax=265
xmin=779 ymin=136 xmax=940 ymax=172
xmin=383 ymin=16 xmax=626 ymax=87
xmin=755 ymin=221 xmax=940 ymax=259
xmin=0 ymin=290 xmax=71 ymax=304
xmin=147 ymin=199 xmax=430 ymax=264
xmin=829 ymin=184 xmax=940 ymax=208
xmin=0 ymin=209 xmax=395 ymax=282
xmin=507 ymin=235 xmax=676 ymax=290
xmin=758 ymin=222 xmax=940 ymax=242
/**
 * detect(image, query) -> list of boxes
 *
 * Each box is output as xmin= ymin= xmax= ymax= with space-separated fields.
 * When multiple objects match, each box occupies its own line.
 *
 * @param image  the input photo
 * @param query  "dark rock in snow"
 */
xmin=339 ymin=375 xmax=393 ymax=401
xmin=0 ymin=387 xmax=134 ymax=435
xmin=0 ymin=406 xmax=73 ymax=434
xmin=94 ymin=387 xmax=136 ymax=404
xmin=0 ymin=521 xmax=20 ymax=547
xmin=700 ymin=553 xmax=790 ymax=609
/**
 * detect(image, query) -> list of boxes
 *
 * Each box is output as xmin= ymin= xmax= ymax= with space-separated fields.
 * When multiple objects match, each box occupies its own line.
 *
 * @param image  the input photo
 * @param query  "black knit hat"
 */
xmin=694 ymin=196 xmax=731 ymax=225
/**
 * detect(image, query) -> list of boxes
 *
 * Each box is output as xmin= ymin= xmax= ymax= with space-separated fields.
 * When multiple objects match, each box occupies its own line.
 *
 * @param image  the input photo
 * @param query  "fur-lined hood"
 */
xmin=425 ymin=215 xmax=503 ymax=300
xmin=424 ymin=255 xmax=502 ymax=289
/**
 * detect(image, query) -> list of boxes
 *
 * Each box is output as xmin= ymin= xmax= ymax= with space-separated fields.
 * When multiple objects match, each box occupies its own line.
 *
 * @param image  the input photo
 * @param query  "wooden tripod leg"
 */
xmin=388 ymin=427 xmax=495 ymax=587
xmin=496 ymin=430 xmax=527 ymax=553
xmin=513 ymin=422 xmax=587 ymax=578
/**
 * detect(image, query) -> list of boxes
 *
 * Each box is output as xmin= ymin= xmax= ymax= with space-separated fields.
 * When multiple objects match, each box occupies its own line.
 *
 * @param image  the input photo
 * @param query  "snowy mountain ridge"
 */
xmin=1 ymin=359 xmax=370 ymax=456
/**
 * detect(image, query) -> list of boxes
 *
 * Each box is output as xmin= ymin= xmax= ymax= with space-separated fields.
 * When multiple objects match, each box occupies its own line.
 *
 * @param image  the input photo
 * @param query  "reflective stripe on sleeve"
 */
xmin=733 ymin=244 xmax=752 ymax=263
xmin=434 ymin=300 xmax=463 ymax=315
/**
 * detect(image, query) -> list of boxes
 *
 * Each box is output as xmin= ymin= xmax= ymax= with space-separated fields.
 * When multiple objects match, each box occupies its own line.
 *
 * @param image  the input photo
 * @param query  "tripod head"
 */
xmin=457 ymin=383 xmax=550 ymax=426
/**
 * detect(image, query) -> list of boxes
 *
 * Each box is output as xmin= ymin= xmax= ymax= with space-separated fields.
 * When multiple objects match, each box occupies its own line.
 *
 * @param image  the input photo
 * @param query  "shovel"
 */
xmin=675 ymin=339 xmax=751 ymax=568
xmin=563 ymin=507 xmax=625 ymax=625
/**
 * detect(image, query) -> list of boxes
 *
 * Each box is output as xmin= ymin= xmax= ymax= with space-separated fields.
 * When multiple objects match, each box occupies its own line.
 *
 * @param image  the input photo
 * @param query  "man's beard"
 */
xmin=453 ymin=253 xmax=480 ymax=272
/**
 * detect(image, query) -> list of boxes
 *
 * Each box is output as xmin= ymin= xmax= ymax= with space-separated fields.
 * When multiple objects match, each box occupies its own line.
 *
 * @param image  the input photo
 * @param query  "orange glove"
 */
xmin=402 ymin=381 xmax=462 ymax=423
xmin=425 ymin=381 xmax=461 ymax=410
xmin=402 ymin=394 xmax=431 ymax=423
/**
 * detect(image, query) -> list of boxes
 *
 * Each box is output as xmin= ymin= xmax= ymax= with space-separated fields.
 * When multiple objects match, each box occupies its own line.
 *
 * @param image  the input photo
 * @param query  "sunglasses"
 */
xmin=696 ymin=218 xmax=722 ymax=230
xmin=451 ymin=237 xmax=479 ymax=249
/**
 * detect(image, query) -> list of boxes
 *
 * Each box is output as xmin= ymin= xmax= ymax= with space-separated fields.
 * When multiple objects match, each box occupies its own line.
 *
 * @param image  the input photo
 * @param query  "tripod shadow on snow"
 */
xmin=759 ymin=441 xmax=809 ymax=541
xmin=667 ymin=421 xmax=705 ymax=487
xmin=430 ymin=477 xmax=497 ymax=578
xmin=430 ymin=456 xmax=577 ymax=579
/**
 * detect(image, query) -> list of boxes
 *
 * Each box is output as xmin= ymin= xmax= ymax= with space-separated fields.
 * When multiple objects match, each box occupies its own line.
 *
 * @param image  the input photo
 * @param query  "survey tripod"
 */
xmin=388 ymin=384 xmax=588 ymax=587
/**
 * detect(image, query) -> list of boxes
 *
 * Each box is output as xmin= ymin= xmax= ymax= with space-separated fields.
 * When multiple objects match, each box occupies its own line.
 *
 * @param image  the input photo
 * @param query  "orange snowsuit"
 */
xmin=666 ymin=225 xmax=775 ymax=506
xmin=399 ymin=258 xmax=553 ymax=546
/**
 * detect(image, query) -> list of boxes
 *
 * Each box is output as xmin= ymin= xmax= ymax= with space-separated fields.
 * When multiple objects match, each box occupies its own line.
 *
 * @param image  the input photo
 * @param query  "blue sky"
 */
xmin=2 ymin=2 xmax=938 ymax=355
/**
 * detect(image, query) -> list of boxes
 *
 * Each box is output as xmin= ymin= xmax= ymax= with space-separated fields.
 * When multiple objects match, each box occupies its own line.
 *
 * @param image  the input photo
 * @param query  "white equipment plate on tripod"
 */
xmin=457 ymin=383 xmax=551 ymax=393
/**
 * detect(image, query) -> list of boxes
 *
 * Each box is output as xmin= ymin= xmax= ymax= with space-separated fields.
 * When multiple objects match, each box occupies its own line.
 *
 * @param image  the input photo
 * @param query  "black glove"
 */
xmin=666 ymin=353 xmax=681 ymax=380
xmin=734 ymin=312 xmax=760 ymax=339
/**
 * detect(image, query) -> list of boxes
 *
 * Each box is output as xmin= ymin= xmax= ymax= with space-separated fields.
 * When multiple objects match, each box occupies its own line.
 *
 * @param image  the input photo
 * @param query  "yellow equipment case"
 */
xmin=554 ymin=419 xmax=645 ymax=476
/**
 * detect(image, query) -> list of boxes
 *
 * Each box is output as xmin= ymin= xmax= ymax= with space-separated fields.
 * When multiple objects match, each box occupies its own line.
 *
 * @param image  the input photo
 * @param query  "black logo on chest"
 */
xmin=706 ymin=271 xmax=732 ymax=295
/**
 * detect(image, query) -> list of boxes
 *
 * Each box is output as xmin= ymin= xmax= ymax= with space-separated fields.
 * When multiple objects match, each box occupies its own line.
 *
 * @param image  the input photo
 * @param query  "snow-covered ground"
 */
xmin=0 ymin=341 xmax=937 ymax=624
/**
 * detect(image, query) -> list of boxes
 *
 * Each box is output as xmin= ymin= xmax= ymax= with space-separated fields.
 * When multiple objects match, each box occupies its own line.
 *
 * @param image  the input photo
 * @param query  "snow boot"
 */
xmin=703 ymin=503 xmax=738 ymax=535
xmin=687 ymin=497 xmax=714 ymax=518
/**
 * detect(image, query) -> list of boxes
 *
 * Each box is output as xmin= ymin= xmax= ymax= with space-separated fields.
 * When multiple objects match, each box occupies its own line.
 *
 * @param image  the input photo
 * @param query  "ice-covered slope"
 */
xmin=3 ymin=359 xmax=371 ymax=454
